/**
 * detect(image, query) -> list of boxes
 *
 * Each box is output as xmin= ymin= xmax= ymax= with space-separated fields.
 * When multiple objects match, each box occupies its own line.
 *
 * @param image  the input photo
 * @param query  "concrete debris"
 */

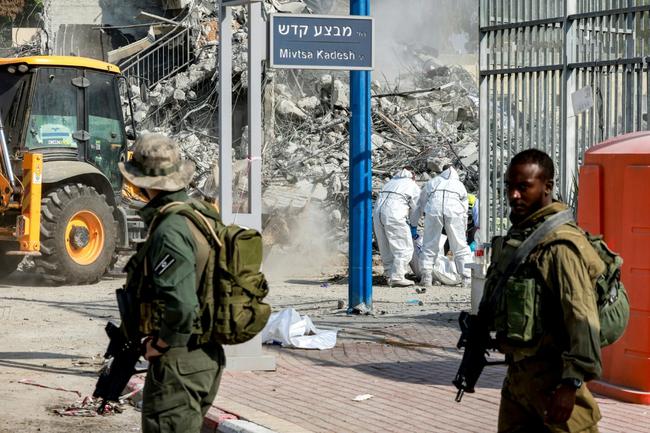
xmin=276 ymin=99 xmax=307 ymax=120
xmin=173 ymin=89 xmax=187 ymax=101
xmin=263 ymin=62 xmax=479 ymax=248
xmin=271 ymin=0 xmax=308 ymax=13
xmin=332 ymin=79 xmax=349 ymax=108
xmin=52 ymin=396 xmax=125 ymax=417
xmin=297 ymin=96 xmax=320 ymax=111
xmin=110 ymin=1 xmax=479 ymax=254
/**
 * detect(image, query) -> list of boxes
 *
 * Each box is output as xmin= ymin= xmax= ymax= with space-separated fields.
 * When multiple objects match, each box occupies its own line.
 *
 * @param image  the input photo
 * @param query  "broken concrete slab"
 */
xmin=332 ymin=79 xmax=349 ymax=108
xmin=276 ymin=99 xmax=307 ymax=120
xmin=297 ymin=96 xmax=319 ymax=111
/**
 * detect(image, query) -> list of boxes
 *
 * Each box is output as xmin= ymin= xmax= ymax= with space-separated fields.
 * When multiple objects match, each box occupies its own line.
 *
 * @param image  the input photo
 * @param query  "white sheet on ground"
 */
xmin=261 ymin=308 xmax=337 ymax=350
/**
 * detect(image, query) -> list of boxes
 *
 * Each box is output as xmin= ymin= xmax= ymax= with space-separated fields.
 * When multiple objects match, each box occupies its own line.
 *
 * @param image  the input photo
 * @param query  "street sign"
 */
xmin=269 ymin=14 xmax=374 ymax=70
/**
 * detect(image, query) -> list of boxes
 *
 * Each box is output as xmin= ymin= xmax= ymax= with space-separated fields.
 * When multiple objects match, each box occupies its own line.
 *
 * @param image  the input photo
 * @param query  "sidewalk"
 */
xmin=211 ymin=311 xmax=649 ymax=433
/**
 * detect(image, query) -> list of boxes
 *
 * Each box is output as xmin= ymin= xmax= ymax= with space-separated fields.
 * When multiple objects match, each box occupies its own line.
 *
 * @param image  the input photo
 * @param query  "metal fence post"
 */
xmin=625 ymin=0 xmax=635 ymax=133
xmin=562 ymin=0 xmax=578 ymax=202
xmin=219 ymin=2 xmax=233 ymax=224
xmin=478 ymin=0 xmax=490 ymax=239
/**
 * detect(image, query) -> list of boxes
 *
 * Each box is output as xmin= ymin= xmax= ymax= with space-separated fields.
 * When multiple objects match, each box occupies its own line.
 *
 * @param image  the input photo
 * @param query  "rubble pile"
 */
xmin=262 ymin=64 xmax=480 ymax=234
xmin=115 ymin=0 xmax=480 ymax=249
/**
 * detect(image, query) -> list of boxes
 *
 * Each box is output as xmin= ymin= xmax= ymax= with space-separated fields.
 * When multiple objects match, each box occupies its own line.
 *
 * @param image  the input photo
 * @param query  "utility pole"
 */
xmin=348 ymin=0 xmax=372 ymax=311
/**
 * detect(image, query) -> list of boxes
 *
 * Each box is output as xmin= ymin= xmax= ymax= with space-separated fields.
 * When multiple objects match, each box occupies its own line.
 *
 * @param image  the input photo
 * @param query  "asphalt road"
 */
xmin=0 ymin=272 xmax=141 ymax=433
xmin=0 ymin=264 xmax=471 ymax=433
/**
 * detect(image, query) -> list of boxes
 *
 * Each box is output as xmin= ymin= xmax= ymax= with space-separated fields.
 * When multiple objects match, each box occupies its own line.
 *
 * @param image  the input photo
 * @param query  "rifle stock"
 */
xmin=452 ymin=311 xmax=503 ymax=402
xmin=93 ymin=322 xmax=141 ymax=410
xmin=93 ymin=288 xmax=142 ymax=413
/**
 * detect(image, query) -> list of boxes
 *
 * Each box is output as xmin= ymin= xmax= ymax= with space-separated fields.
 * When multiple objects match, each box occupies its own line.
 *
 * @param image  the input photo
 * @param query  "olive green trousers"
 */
xmin=142 ymin=344 xmax=225 ymax=433
xmin=498 ymin=357 xmax=600 ymax=433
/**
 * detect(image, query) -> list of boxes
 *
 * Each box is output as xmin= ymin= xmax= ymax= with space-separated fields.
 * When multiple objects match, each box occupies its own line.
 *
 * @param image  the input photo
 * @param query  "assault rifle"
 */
xmin=453 ymin=211 xmax=575 ymax=402
xmin=452 ymin=311 xmax=504 ymax=402
xmin=93 ymin=288 xmax=142 ymax=414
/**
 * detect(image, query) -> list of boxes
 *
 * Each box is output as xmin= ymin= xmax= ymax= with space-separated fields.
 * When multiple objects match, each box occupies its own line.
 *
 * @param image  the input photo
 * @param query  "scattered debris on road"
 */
xmin=352 ymin=394 xmax=374 ymax=402
xmin=52 ymin=396 xmax=125 ymax=417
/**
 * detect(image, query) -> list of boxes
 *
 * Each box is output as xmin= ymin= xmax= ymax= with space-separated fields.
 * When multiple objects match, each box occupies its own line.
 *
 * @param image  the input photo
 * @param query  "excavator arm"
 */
xmin=0 ymin=113 xmax=15 ymax=210
xmin=0 ymin=113 xmax=42 ymax=253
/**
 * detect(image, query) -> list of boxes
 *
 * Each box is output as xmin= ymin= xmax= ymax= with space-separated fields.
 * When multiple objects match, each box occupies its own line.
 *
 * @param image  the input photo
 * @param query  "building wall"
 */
xmin=45 ymin=0 xmax=164 ymax=52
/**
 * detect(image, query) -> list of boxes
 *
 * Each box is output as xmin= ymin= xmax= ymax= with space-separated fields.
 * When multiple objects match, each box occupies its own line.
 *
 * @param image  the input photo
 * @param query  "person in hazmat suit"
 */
xmin=444 ymin=193 xmax=480 ymax=254
xmin=373 ymin=166 xmax=421 ymax=287
xmin=413 ymin=164 xmax=472 ymax=287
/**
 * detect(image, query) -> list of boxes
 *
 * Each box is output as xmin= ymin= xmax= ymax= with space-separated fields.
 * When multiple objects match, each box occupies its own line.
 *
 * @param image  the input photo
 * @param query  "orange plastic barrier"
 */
xmin=578 ymin=131 xmax=650 ymax=404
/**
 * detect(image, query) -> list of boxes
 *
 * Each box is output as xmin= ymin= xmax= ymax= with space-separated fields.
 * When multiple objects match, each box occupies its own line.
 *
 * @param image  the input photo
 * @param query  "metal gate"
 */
xmin=479 ymin=0 xmax=650 ymax=238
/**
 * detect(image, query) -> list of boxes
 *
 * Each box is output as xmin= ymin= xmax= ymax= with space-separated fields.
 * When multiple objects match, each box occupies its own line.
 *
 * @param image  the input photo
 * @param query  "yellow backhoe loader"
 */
xmin=0 ymin=56 xmax=144 ymax=284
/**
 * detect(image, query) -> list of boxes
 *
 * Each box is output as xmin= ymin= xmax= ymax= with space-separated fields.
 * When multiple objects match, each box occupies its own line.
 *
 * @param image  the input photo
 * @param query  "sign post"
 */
xmin=268 ymin=8 xmax=374 ymax=312
xmin=348 ymin=0 xmax=372 ymax=311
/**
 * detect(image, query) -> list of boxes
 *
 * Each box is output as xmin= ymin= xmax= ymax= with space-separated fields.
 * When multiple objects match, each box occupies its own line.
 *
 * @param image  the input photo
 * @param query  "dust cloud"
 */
xmin=370 ymin=0 xmax=479 ymax=80
xmin=263 ymin=204 xmax=346 ymax=280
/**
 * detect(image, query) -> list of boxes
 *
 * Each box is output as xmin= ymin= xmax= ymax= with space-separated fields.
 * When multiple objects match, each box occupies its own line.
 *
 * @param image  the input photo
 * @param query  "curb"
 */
xmin=202 ymin=406 xmax=239 ymax=433
xmin=215 ymin=420 xmax=278 ymax=433
xmin=126 ymin=376 xmax=277 ymax=433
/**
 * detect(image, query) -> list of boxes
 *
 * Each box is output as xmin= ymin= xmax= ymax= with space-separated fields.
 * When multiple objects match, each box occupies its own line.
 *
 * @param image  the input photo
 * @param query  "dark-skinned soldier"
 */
xmin=481 ymin=149 xmax=604 ymax=433
xmin=118 ymin=134 xmax=225 ymax=433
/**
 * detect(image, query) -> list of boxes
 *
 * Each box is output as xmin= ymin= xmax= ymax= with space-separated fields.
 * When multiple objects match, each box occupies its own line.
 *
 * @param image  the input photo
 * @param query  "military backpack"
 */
xmin=150 ymin=199 xmax=271 ymax=345
xmin=582 ymin=231 xmax=629 ymax=347
xmin=484 ymin=210 xmax=629 ymax=348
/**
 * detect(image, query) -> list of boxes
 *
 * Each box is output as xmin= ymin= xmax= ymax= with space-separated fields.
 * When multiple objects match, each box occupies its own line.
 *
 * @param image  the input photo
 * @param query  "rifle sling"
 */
xmin=487 ymin=209 xmax=574 ymax=307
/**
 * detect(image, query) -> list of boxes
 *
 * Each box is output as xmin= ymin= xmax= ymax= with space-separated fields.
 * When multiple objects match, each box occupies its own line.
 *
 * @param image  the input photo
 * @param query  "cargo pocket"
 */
xmin=142 ymin=356 xmax=188 ymax=416
xmin=505 ymin=277 xmax=537 ymax=343
xmin=176 ymin=349 xmax=220 ymax=395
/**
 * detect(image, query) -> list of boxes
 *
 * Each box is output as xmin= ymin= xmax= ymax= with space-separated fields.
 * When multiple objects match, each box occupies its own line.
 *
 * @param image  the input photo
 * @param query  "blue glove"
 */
xmin=469 ymin=241 xmax=477 ymax=252
xmin=410 ymin=226 xmax=418 ymax=239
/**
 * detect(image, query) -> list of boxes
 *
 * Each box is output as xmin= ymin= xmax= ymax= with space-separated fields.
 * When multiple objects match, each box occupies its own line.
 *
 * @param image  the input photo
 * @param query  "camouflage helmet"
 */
xmin=118 ymin=134 xmax=195 ymax=192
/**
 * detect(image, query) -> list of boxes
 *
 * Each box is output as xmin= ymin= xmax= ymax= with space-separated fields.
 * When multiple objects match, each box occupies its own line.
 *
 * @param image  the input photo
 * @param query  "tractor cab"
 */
xmin=0 ymin=56 xmax=130 ymax=191
xmin=0 ymin=56 xmax=142 ymax=284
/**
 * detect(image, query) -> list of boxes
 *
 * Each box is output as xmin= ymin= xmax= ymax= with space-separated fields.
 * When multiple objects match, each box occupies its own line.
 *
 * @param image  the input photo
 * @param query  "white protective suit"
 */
xmin=413 ymin=167 xmax=472 ymax=281
xmin=373 ymin=168 xmax=421 ymax=283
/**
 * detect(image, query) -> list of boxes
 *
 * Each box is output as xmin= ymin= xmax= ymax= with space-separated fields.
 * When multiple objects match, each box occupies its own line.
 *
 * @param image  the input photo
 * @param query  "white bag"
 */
xmin=432 ymin=255 xmax=461 ymax=286
xmin=410 ymin=234 xmax=424 ymax=278
xmin=261 ymin=308 xmax=337 ymax=350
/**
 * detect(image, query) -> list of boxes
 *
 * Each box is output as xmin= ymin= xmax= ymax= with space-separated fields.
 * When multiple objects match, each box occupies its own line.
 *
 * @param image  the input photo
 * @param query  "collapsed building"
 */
xmin=6 ymin=0 xmax=480 ymax=266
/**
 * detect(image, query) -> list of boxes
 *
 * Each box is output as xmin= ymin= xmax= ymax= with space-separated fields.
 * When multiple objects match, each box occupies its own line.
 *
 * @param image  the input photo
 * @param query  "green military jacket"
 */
xmin=482 ymin=202 xmax=605 ymax=382
xmin=125 ymin=189 xmax=200 ymax=347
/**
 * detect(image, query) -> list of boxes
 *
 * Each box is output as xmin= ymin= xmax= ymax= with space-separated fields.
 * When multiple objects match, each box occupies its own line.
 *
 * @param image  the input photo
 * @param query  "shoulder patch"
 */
xmin=154 ymin=254 xmax=177 ymax=276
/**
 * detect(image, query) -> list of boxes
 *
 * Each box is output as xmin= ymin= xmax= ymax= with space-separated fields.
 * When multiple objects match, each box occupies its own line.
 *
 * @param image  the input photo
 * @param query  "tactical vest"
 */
xmin=480 ymin=214 xmax=603 ymax=354
xmin=482 ymin=225 xmax=546 ymax=347
xmin=123 ymin=205 xmax=212 ymax=341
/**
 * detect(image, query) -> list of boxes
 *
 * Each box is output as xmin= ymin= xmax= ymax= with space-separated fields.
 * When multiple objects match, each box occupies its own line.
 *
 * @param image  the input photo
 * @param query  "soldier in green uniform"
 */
xmin=118 ymin=134 xmax=225 ymax=433
xmin=482 ymin=149 xmax=604 ymax=433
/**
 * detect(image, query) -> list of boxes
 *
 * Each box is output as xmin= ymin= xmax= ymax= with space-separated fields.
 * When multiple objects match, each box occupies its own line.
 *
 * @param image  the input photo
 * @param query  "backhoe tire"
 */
xmin=0 ymin=241 xmax=23 ymax=278
xmin=36 ymin=184 xmax=117 ymax=285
